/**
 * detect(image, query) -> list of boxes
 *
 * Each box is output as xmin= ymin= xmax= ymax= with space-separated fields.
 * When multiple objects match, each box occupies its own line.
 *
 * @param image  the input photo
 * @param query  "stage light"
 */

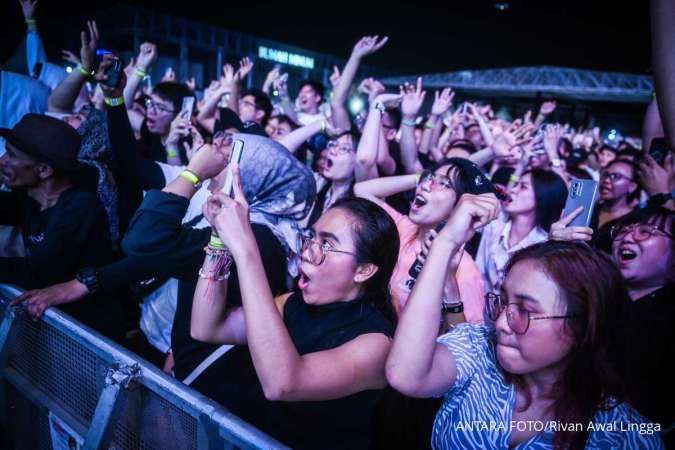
xmin=348 ymin=96 xmax=365 ymax=115
xmin=66 ymin=66 xmax=73 ymax=73
xmin=494 ymin=2 xmax=510 ymax=11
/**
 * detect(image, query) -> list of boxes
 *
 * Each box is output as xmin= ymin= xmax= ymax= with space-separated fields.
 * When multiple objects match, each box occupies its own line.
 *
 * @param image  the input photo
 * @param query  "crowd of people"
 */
xmin=0 ymin=1 xmax=673 ymax=448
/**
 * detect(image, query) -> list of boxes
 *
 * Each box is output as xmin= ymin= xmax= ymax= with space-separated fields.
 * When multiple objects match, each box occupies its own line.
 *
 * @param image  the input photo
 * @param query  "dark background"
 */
xmin=1 ymin=0 xmax=650 ymax=76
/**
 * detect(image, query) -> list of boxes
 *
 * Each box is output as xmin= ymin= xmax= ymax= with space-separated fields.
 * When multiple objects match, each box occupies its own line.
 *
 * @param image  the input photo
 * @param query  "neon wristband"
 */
xmin=166 ymin=148 xmax=179 ymax=158
xmin=104 ymin=96 xmax=124 ymax=107
xmin=509 ymin=174 xmax=520 ymax=184
xmin=401 ymin=118 xmax=417 ymax=127
xmin=424 ymin=121 xmax=435 ymax=130
xmin=134 ymin=68 xmax=148 ymax=80
xmin=179 ymin=169 xmax=201 ymax=187
xmin=76 ymin=64 xmax=94 ymax=77
xmin=209 ymin=233 xmax=225 ymax=249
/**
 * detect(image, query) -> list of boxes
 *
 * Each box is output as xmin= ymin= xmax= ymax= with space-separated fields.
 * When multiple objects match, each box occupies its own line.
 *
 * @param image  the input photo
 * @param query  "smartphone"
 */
xmin=180 ymin=97 xmax=195 ymax=120
xmin=221 ymin=139 xmax=244 ymax=196
xmin=648 ymin=137 xmax=670 ymax=166
xmin=562 ymin=179 xmax=599 ymax=228
xmin=102 ymin=58 xmax=123 ymax=89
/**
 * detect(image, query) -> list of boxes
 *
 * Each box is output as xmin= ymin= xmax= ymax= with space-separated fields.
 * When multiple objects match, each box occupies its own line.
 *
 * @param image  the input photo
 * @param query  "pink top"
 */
xmin=380 ymin=201 xmax=486 ymax=323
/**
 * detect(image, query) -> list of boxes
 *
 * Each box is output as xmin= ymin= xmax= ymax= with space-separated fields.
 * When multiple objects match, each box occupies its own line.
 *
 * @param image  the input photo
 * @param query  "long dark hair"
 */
xmin=331 ymin=197 xmax=400 ymax=324
xmin=503 ymin=241 xmax=629 ymax=450
xmin=524 ymin=169 xmax=568 ymax=232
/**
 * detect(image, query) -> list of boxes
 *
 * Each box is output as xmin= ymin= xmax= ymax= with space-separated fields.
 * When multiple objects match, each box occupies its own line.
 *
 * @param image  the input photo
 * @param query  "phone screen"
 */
xmin=221 ymin=139 xmax=244 ymax=196
xmin=180 ymin=97 xmax=195 ymax=120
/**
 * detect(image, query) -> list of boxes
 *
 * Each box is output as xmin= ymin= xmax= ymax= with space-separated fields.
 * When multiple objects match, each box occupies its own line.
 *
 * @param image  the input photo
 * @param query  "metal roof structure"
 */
xmin=381 ymin=66 xmax=653 ymax=103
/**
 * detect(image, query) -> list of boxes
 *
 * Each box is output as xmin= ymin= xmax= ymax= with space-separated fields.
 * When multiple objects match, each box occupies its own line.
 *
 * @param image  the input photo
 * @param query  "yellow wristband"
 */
xmin=509 ymin=174 xmax=519 ymax=184
xmin=209 ymin=233 xmax=225 ymax=248
xmin=415 ymin=173 xmax=422 ymax=184
xmin=179 ymin=169 xmax=200 ymax=187
xmin=77 ymin=64 xmax=94 ymax=77
xmin=134 ymin=68 xmax=148 ymax=80
xmin=167 ymin=148 xmax=179 ymax=158
xmin=104 ymin=96 xmax=124 ymax=107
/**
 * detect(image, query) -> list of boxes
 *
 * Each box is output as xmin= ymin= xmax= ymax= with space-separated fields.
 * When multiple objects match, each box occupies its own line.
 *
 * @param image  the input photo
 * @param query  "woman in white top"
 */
xmin=476 ymin=169 xmax=567 ymax=293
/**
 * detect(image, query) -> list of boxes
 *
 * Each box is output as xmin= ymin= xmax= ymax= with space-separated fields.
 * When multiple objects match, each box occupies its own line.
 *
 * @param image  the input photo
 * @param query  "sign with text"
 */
xmin=258 ymin=46 xmax=314 ymax=69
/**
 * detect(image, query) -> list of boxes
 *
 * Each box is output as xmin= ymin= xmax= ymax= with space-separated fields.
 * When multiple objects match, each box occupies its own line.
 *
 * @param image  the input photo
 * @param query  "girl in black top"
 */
xmin=191 ymin=175 xmax=400 ymax=450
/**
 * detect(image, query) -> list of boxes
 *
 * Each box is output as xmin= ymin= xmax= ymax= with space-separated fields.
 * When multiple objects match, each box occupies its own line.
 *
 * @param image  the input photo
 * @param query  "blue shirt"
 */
xmin=432 ymin=323 xmax=664 ymax=449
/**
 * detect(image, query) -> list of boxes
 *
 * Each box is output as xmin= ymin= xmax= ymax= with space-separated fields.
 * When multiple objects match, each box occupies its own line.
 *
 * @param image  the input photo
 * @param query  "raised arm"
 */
xmin=209 ymin=170 xmax=390 ymax=401
xmin=355 ymin=93 xmax=401 ymax=181
xmin=278 ymin=119 xmax=328 ymax=153
xmin=20 ymin=0 xmax=46 ymax=75
xmin=420 ymin=88 xmax=454 ymax=155
xmin=642 ymin=97 xmax=665 ymax=150
xmin=331 ymin=36 xmax=389 ymax=131
xmin=386 ymin=193 xmax=500 ymax=397
xmin=48 ymin=20 xmax=98 ymax=113
xmin=123 ymin=42 xmax=157 ymax=132
xmin=353 ymin=173 xmax=418 ymax=210
xmin=399 ymin=78 xmax=426 ymax=173
xmin=533 ymin=100 xmax=556 ymax=128
xmin=651 ymin=0 xmax=675 ymax=150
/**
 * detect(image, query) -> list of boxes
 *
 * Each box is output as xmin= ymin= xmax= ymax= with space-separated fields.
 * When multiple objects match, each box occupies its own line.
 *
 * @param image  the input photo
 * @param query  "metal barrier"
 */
xmin=0 ymin=284 xmax=289 ymax=450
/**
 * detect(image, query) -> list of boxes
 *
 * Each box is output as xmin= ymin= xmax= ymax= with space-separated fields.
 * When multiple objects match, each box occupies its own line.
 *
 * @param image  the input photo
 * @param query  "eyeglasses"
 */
xmin=485 ymin=293 xmax=576 ymax=335
xmin=418 ymin=169 xmax=455 ymax=190
xmin=600 ymin=171 xmax=633 ymax=183
xmin=298 ymin=230 xmax=357 ymax=266
xmin=145 ymin=99 xmax=175 ymax=114
xmin=326 ymin=141 xmax=354 ymax=155
xmin=239 ymin=99 xmax=257 ymax=109
xmin=610 ymin=223 xmax=674 ymax=242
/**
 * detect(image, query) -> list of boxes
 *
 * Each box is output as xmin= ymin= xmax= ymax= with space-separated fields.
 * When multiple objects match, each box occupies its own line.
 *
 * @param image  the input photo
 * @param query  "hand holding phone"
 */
xmin=180 ymin=97 xmax=195 ymax=120
xmin=561 ymin=178 xmax=599 ymax=228
xmin=222 ymin=139 xmax=244 ymax=196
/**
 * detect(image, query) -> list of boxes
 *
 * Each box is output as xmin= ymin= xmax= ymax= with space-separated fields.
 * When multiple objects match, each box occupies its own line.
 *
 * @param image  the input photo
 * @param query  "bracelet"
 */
xmin=441 ymin=301 xmax=464 ymax=314
xmin=104 ymin=96 xmax=124 ymax=107
xmin=372 ymin=102 xmax=385 ymax=115
xmin=166 ymin=148 xmax=179 ymax=159
xmin=134 ymin=67 xmax=148 ymax=79
xmin=424 ymin=121 xmax=436 ymax=130
xmin=509 ymin=174 xmax=520 ymax=184
xmin=179 ymin=169 xmax=201 ymax=188
xmin=209 ymin=233 xmax=226 ymax=249
xmin=401 ymin=118 xmax=417 ymax=127
xmin=198 ymin=267 xmax=231 ymax=281
xmin=76 ymin=64 xmax=94 ymax=78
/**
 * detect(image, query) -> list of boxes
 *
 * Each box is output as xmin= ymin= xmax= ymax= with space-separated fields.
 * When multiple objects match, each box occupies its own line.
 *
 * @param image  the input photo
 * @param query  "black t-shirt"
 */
xmin=190 ymin=291 xmax=394 ymax=450
xmin=0 ymin=187 xmax=125 ymax=341
xmin=623 ymin=284 xmax=674 ymax=433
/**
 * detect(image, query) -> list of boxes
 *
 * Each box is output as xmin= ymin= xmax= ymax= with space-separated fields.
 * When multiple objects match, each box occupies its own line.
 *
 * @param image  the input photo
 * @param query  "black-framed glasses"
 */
xmin=298 ymin=230 xmax=357 ymax=266
xmin=610 ymin=223 xmax=674 ymax=242
xmin=326 ymin=140 xmax=354 ymax=155
xmin=600 ymin=171 xmax=633 ymax=183
xmin=212 ymin=131 xmax=234 ymax=149
xmin=485 ymin=293 xmax=576 ymax=335
xmin=418 ymin=169 xmax=455 ymax=191
xmin=144 ymin=98 xmax=175 ymax=114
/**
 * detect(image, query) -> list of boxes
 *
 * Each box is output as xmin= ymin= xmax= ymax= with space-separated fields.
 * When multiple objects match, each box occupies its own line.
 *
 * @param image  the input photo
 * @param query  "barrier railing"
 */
xmin=0 ymin=284 xmax=289 ymax=450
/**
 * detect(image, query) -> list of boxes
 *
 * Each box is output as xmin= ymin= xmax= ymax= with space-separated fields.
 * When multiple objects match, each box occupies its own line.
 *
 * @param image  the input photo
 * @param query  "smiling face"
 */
xmin=297 ymin=84 xmax=321 ymax=114
xmin=322 ymin=134 xmax=356 ymax=181
xmin=297 ymin=208 xmax=370 ymax=305
xmin=611 ymin=218 xmax=674 ymax=288
xmin=495 ymin=259 xmax=575 ymax=375
xmin=408 ymin=164 xmax=459 ymax=227
xmin=503 ymin=172 xmax=536 ymax=217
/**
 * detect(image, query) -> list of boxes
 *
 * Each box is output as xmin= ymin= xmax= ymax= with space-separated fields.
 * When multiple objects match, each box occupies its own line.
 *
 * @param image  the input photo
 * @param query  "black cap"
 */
xmin=216 ymin=107 xmax=267 ymax=137
xmin=0 ymin=114 xmax=81 ymax=172
xmin=444 ymin=157 xmax=505 ymax=199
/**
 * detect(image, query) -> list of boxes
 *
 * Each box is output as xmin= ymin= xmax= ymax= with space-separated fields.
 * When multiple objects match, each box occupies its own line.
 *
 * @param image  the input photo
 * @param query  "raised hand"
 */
xmin=359 ymin=77 xmax=386 ymax=104
xmin=400 ymin=77 xmax=426 ymax=119
xmin=431 ymin=88 xmax=455 ymax=117
xmin=80 ymin=20 xmax=99 ymax=71
xmin=638 ymin=152 xmax=674 ymax=195
xmin=61 ymin=49 xmax=81 ymax=66
xmin=235 ymin=57 xmax=254 ymax=83
xmin=19 ymin=0 xmax=37 ymax=20
xmin=330 ymin=66 xmax=341 ymax=88
xmin=373 ymin=93 xmax=403 ymax=109
xmin=539 ymin=100 xmax=557 ymax=116
xmin=209 ymin=167 xmax=254 ymax=255
xmin=166 ymin=115 xmax=191 ymax=149
xmin=352 ymin=35 xmax=389 ymax=59
xmin=95 ymin=55 xmax=126 ymax=98
xmin=439 ymin=194 xmax=501 ymax=247
xmin=162 ymin=67 xmax=176 ymax=83
xmin=543 ymin=123 xmax=562 ymax=159
xmin=491 ymin=120 xmax=534 ymax=157
xmin=550 ymin=206 xmax=593 ymax=242
xmin=136 ymin=42 xmax=158 ymax=71
xmin=221 ymin=63 xmax=236 ymax=88
xmin=263 ymin=67 xmax=281 ymax=93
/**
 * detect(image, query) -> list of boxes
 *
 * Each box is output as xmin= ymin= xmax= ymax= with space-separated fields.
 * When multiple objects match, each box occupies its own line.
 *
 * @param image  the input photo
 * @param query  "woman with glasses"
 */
xmin=475 ymin=169 xmax=568 ymax=293
xmin=592 ymin=159 xmax=642 ymax=252
xmin=355 ymin=157 xmax=494 ymax=321
xmin=190 ymin=178 xmax=400 ymax=450
xmin=610 ymin=206 xmax=674 ymax=446
xmin=386 ymin=195 xmax=663 ymax=449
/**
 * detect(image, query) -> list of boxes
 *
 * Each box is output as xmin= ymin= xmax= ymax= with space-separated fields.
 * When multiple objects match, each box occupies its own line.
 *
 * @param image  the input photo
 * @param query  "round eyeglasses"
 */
xmin=485 ymin=293 xmax=576 ymax=335
xmin=610 ymin=223 xmax=674 ymax=242
xmin=326 ymin=141 xmax=354 ymax=155
xmin=298 ymin=231 xmax=357 ymax=266
xmin=418 ymin=169 xmax=455 ymax=191
xmin=144 ymin=98 xmax=175 ymax=114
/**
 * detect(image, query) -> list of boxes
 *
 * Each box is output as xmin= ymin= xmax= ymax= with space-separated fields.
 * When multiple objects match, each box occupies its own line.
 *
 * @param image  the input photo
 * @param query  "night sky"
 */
xmin=1 ymin=0 xmax=650 ymax=76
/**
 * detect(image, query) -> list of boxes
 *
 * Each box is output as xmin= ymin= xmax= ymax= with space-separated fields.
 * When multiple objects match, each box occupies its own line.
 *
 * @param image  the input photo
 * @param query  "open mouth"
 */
xmin=298 ymin=270 xmax=311 ymax=290
xmin=325 ymin=158 xmax=334 ymax=168
xmin=619 ymin=248 xmax=638 ymax=261
xmin=412 ymin=194 xmax=428 ymax=209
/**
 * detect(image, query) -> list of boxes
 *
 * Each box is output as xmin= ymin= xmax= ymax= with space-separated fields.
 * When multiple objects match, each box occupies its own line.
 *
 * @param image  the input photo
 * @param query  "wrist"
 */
xmin=104 ymin=96 xmax=125 ymax=107
xmin=179 ymin=169 xmax=203 ymax=188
